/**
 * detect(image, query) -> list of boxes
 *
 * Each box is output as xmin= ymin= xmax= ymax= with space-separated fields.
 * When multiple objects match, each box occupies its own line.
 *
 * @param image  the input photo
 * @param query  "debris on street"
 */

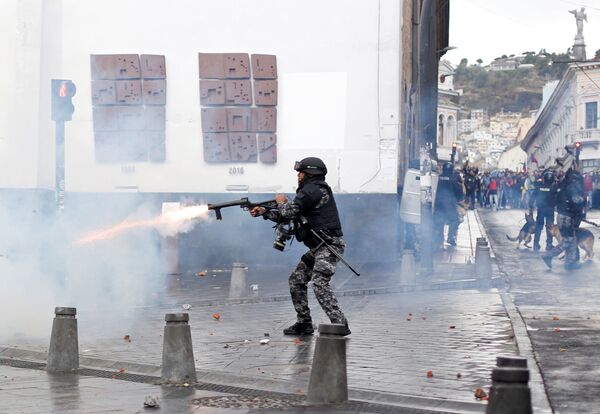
xmin=143 ymin=395 xmax=161 ymax=408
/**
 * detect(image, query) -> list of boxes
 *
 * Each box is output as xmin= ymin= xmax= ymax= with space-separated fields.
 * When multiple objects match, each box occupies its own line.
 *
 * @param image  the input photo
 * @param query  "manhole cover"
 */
xmin=192 ymin=395 xmax=301 ymax=409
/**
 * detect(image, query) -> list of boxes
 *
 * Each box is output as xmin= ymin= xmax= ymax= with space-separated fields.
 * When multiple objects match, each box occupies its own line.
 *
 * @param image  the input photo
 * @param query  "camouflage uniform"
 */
xmin=546 ymin=214 xmax=579 ymax=264
xmin=264 ymin=189 xmax=347 ymax=324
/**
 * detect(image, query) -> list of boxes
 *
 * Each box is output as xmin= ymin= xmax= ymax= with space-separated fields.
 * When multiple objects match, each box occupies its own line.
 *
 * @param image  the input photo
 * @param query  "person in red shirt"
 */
xmin=487 ymin=177 xmax=499 ymax=211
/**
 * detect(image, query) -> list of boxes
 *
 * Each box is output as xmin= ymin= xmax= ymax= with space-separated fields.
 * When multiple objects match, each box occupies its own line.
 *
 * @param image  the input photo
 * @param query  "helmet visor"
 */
xmin=294 ymin=161 xmax=303 ymax=171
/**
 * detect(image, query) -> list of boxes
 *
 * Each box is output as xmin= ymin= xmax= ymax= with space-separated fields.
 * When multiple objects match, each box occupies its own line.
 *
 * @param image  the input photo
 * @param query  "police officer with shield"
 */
xmin=250 ymin=157 xmax=350 ymax=336
xmin=434 ymin=162 xmax=464 ymax=249
xmin=533 ymin=169 xmax=557 ymax=252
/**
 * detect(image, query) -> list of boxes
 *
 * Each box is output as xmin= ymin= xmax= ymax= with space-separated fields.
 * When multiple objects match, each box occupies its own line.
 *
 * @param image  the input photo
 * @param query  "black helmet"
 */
xmin=442 ymin=162 xmax=453 ymax=176
xmin=542 ymin=169 xmax=555 ymax=184
xmin=294 ymin=157 xmax=327 ymax=176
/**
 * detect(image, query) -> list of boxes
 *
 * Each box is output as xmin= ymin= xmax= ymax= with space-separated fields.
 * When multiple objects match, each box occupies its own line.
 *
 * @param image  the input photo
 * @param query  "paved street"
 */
xmin=480 ymin=208 xmax=600 ymax=414
xmin=0 ymin=211 xmax=520 ymax=413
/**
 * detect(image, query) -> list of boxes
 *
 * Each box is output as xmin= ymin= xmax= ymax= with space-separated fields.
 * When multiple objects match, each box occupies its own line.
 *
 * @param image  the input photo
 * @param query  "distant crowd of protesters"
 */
xmin=458 ymin=167 xmax=600 ymax=211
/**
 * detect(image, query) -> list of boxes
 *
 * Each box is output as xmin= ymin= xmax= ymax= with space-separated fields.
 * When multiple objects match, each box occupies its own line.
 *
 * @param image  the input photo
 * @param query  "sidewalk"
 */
xmin=1 ymin=211 xmax=525 ymax=413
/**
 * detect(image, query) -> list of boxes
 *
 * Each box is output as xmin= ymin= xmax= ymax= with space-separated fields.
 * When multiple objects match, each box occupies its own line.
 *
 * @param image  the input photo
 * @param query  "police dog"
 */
xmin=549 ymin=224 xmax=595 ymax=261
xmin=506 ymin=212 xmax=536 ymax=248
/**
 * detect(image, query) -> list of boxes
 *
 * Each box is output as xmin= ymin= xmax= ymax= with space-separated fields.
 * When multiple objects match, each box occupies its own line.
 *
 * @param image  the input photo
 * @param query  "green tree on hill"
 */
xmin=454 ymin=50 xmax=571 ymax=115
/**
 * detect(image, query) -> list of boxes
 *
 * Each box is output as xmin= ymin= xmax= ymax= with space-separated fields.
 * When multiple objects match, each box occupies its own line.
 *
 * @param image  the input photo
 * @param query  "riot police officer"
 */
xmin=434 ymin=162 xmax=464 ymax=248
xmin=250 ymin=157 xmax=350 ymax=336
xmin=542 ymin=167 xmax=585 ymax=270
xmin=533 ymin=169 xmax=557 ymax=251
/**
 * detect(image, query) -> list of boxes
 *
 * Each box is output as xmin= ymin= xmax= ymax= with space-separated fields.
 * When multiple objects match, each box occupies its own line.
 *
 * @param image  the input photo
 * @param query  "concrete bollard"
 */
xmin=307 ymin=324 xmax=348 ymax=404
xmin=47 ymin=307 xmax=79 ymax=372
xmin=475 ymin=237 xmax=488 ymax=259
xmin=475 ymin=245 xmax=492 ymax=280
xmin=228 ymin=263 xmax=247 ymax=299
xmin=487 ymin=355 xmax=532 ymax=414
xmin=161 ymin=313 xmax=197 ymax=384
xmin=399 ymin=250 xmax=417 ymax=285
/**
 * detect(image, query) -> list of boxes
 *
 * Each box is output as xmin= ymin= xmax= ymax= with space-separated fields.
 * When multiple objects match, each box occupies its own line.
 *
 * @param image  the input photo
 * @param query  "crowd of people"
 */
xmin=459 ymin=168 xmax=600 ymax=212
xmin=433 ymin=161 xmax=597 ymax=270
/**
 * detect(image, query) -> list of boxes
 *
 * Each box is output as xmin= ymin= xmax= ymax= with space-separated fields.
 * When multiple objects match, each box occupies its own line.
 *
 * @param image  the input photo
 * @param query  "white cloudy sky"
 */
xmin=444 ymin=0 xmax=600 ymax=65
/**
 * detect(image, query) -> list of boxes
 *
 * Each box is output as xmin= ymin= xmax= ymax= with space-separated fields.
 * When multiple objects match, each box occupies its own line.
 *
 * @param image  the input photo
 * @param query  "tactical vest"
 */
xmin=293 ymin=179 xmax=343 ymax=239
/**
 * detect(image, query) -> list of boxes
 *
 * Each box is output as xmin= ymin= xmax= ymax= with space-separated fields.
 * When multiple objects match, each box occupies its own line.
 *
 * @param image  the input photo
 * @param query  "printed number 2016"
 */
xmin=229 ymin=167 xmax=244 ymax=175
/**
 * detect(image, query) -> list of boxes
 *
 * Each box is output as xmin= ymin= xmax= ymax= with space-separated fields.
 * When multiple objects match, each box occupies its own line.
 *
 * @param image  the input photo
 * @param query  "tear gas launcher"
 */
xmin=207 ymin=197 xmax=278 ymax=220
xmin=208 ymin=197 xmax=360 ymax=276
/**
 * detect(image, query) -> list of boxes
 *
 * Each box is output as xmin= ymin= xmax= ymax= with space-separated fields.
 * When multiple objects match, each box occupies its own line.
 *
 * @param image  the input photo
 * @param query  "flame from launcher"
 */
xmin=75 ymin=204 xmax=210 ymax=244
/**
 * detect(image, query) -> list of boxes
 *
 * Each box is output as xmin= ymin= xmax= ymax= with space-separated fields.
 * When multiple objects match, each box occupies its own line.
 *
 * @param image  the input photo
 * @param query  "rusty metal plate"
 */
xmin=145 ymin=106 xmax=166 ymax=131
xmin=141 ymin=54 xmax=166 ymax=79
xmin=229 ymin=133 xmax=257 ymax=162
xmin=258 ymin=134 xmax=277 ymax=163
xmin=142 ymin=79 xmax=166 ymax=105
xmin=94 ymin=131 xmax=120 ymax=163
xmin=260 ymin=145 xmax=277 ymax=163
xmin=225 ymin=80 xmax=252 ymax=105
xmin=114 ymin=54 xmax=141 ymax=79
xmin=227 ymin=108 xmax=252 ymax=132
xmin=115 ymin=80 xmax=142 ymax=105
xmin=146 ymin=131 xmax=166 ymax=162
xmin=92 ymin=80 xmax=116 ymax=105
xmin=251 ymin=54 xmax=277 ymax=79
xmin=224 ymin=53 xmax=250 ymax=79
xmin=93 ymin=107 xmax=119 ymax=131
xmin=91 ymin=55 xmax=117 ymax=80
xmin=201 ymin=108 xmax=228 ymax=133
xmin=251 ymin=108 xmax=276 ymax=132
xmin=257 ymin=133 xmax=277 ymax=151
xmin=254 ymin=80 xmax=277 ymax=106
xmin=200 ymin=80 xmax=225 ymax=105
xmin=119 ymin=131 xmax=149 ymax=162
xmin=203 ymin=133 xmax=231 ymax=162
xmin=199 ymin=53 xmax=225 ymax=79
xmin=117 ymin=106 xmax=145 ymax=130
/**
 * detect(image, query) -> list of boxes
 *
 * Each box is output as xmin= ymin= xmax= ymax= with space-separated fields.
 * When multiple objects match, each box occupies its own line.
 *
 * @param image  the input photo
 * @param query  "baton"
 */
xmin=310 ymin=229 xmax=361 ymax=276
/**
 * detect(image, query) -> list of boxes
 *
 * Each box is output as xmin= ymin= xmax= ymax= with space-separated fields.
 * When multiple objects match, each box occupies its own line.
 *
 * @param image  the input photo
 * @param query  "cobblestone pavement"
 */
xmin=1 ymin=211 xmax=519 ymax=413
xmin=480 ymin=208 xmax=600 ymax=414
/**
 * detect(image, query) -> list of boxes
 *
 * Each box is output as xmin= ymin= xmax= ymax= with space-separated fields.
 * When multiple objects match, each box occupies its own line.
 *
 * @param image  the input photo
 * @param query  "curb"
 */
xmin=474 ymin=210 xmax=553 ymax=414
xmin=0 ymin=347 xmax=486 ymax=413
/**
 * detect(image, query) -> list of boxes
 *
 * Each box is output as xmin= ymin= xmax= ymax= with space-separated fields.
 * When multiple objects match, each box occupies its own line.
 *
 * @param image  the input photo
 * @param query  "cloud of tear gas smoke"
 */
xmin=0 ymin=195 xmax=212 ymax=343
xmin=75 ymin=204 xmax=210 ymax=244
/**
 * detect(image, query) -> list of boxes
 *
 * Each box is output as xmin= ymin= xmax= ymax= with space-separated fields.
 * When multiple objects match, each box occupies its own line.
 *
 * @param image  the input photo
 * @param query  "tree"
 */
xmin=476 ymin=58 xmax=483 ymax=65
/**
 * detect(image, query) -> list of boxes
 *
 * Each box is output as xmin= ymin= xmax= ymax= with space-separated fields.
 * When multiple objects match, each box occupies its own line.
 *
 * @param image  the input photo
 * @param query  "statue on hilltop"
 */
xmin=569 ymin=7 xmax=587 ymax=39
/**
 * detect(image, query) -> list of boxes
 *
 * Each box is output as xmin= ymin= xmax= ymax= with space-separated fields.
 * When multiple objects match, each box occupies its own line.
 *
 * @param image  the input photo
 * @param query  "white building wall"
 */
xmin=0 ymin=0 xmax=44 ymax=188
xmin=1 ymin=0 xmax=401 ymax=194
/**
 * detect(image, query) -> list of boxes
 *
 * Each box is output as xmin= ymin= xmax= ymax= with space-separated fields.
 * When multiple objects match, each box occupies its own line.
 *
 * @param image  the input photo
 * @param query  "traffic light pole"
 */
xmin=55 ymin=121 xmax=65 ymax=212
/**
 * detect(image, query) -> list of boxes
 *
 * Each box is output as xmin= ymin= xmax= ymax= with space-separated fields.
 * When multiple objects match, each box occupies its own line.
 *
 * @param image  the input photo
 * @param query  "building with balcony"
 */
xmin=521 ymin=61 xmax=600 ymax=172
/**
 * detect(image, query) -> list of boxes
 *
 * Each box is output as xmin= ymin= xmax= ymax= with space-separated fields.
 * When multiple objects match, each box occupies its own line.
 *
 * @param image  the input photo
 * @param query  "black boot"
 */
xmin=283 ymin=322 xmax=314 ymax=336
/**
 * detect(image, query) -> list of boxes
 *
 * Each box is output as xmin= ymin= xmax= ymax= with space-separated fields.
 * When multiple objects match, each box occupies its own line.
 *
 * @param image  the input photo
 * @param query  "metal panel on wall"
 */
xmin=200 ymin=80 xmax=225 ymax=105
xmin=251 ymin=54 xmax=277 ymax=79
xmin=203 ymin=133 xmax=231 ymax=162
xmin=199 ymin=52 xmax=277 ymax=164
xmin=141 ymin=55 xmax=166 ymax=79
xmin=90 ymin=54 xmax=167 ymax=163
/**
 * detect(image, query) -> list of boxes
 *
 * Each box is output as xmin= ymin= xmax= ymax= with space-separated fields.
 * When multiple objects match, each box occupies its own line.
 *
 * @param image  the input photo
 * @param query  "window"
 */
xmin=585 ymin=101 xmax=598 ymax=129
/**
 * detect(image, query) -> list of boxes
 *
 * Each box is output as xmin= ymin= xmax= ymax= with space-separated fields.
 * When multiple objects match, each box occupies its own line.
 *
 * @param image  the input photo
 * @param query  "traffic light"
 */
xmin=575 ymin=141 xmax=582 ymax=162
xmin=51 ymin=79 xmax=76 ymax=122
